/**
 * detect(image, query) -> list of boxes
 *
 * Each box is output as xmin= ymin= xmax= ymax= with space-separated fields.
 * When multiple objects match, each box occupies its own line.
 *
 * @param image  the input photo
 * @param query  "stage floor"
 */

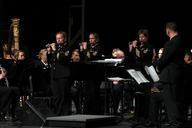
xmin=0 ymin=120 xmax=135 ymax=128
xmin=0 ymin=113 xmax=192 ymax=128
xmin=0 ymin=113 xmax=135 ymax=128
xmin=1 ymin=120 xmax=192 ymax=128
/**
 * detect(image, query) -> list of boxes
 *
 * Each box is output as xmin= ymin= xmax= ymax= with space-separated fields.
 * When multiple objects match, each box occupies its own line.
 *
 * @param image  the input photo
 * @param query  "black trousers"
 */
xmin=148 ymin=92 xmax=164 ymax=123
xmin=83 ymin=80 xmax=101 ymax=115
xmin=0 ymin=86 xmax=19 ymax=116
xmin=51 ymin=78 xmax=71 ymax=116
xmin=111 ymin=83 xmax=134 ymax=115
xmin=71 ymin=86 xmax=81 ymax=114
xmin=111 ymin=84 xmax=122 ymax=114
xmin=163 ymin=83 xmax=180 ymax=124
xmin=0 ymin=86 xmax=12 ymax=113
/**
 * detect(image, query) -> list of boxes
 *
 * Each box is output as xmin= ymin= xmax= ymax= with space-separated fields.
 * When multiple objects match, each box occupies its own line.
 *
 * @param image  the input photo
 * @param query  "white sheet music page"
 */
xmin=108 ymin=77 xmax=131 ymax=81
xmin=127 ymin=69 xmax=149 ymax=84
xmin=144 ymin=65 xmax=160 ymax=82
xmin=108 ymin=77 xmax=124 ymax=81
xmin=104 ymin=58 xmax=123 ymax=63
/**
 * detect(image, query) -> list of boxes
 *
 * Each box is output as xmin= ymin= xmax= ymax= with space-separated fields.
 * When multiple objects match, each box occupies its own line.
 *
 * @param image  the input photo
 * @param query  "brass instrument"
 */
xmin=11 ymin=18 xmax=20 ymax=50
xmin=2 ymin=18 xmax=20 ymax=59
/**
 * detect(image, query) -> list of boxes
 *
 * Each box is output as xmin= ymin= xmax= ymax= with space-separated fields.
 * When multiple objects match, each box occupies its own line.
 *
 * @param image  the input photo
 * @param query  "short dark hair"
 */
xmin=56 ymin=31 xmax=67 ymax=42
xmin=138 ymin=29 xmax=149 ymax=37
xmin=90 ymin=32 xmax=100 ymax=42
xmin=166 ymin=22 xmax=178 ymax=32
xmin=185 ymin=51 xmax=192 ymax=57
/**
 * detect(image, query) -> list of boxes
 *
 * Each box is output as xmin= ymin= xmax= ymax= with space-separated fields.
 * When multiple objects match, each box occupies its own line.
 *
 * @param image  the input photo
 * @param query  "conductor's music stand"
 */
xmin=108 ymin=77 xmax=133 ymax=117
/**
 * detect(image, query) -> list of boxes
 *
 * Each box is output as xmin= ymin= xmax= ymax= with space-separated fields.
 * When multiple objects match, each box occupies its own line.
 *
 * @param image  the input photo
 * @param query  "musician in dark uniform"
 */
xmin=0 ymin=67 xmax=19 ymax=121
xmin=80 ymin=32 xmax=104 ymax=62
xmin=178 ymin=51 xmax=192 ymax=122
xmin=128 ymin=29 xmax=155 ymax=123
xmin=153 ymin=22 xmax=185 ymax=128
xmin=47 ymin=31 xmax=71 ymax=116
xmin=145 ymin=48 xmax=164 ymax=127
xmin=8 ymin=50 xmax=27 ymax=96
xmin=32 ymin=49 xmax=51 ymax=96
xmin=80 ymin=32 xmax=104 ymax=114
xmin=128 ymin=29 xmax=156 ymax=66
xmin=0 ymin=43 xmax=14 ymax=72
xmin=0 ymin=67 xmax=12 ymax=120
xmin=110 ymin=48 xmax=132 ymax=115
xmin=70 ymin=49 xmax=82 ymax=114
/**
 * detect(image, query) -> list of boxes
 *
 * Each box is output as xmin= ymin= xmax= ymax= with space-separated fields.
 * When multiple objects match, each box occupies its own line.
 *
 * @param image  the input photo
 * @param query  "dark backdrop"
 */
xmin=1 ymin=0 xmax=192 ymax=57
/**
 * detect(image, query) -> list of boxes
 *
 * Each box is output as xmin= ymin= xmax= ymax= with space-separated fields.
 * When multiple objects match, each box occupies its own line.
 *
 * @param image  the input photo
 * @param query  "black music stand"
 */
xmin=107 ymin=77 xmax=133 ymax=117
xmin=89 ymin=59 xmax=124 ymax=115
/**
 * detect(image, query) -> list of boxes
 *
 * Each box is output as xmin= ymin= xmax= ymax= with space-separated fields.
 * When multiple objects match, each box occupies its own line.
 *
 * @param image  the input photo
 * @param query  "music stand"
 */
xmin=89 ymin=59 xmax=123 ymax=114
xmin=107 ymin=77 xmax=133 ymax=117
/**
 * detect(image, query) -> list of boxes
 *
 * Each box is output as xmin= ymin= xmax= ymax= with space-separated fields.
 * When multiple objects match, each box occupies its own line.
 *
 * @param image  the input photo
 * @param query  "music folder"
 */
xmin=107 ymin=77 xmax=131 ymax=81
xmin=127 ymin=69 xmax=150 ymax=84
xmin=144 ymin=65 xmax=159 ymax=82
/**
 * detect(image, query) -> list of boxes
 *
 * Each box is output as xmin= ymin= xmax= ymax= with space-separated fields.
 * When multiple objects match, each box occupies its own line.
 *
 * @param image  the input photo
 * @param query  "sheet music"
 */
xmin=144 ymin=65 xmax=159 ymax=82
xmin=90 ymin=58 xmax=123 ymax=66
xmin=127 ymin=69 xmax=149 ymax=84
xmin=108 ymin=77 xmax=131 ymax=81
xmin=104 ymin=58 xmax=123 ymax=63
xmin=90 ymin=58 xmax=123 ymax=63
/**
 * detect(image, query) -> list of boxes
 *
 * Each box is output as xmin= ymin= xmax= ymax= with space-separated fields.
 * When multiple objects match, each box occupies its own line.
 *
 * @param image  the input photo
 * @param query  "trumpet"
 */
xmin=79 ymin=41 xmax=87 ymax=51
xmin=45 ymin=43 xmax=55 ymax=47
xmin=45 ymin=43 xmax=56 ymax=51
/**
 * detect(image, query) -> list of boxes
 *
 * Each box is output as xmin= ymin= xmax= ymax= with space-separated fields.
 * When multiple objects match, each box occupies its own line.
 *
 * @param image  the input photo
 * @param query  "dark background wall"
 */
xmin=1 ymin=0 xmax=192 ymax=57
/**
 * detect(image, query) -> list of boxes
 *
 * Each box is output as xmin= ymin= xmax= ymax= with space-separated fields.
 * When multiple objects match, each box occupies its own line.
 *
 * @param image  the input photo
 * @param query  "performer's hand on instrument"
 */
xmin=50 ymin=43 xmax=56 ymax=51
xmin=128 ymin=41 xmax=133 ymax=52
xmin=129 ymin=40 xmax=137 ymax=52
xmin=46 ymin=43 xmax=56 ymax=52
xmin=82 ymin=42 xmax=87 ymax=50
xmin=47 ymin=45 xmax=52 ymax=53
xmin=132 ymin=40 xmax=138 ymax=48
